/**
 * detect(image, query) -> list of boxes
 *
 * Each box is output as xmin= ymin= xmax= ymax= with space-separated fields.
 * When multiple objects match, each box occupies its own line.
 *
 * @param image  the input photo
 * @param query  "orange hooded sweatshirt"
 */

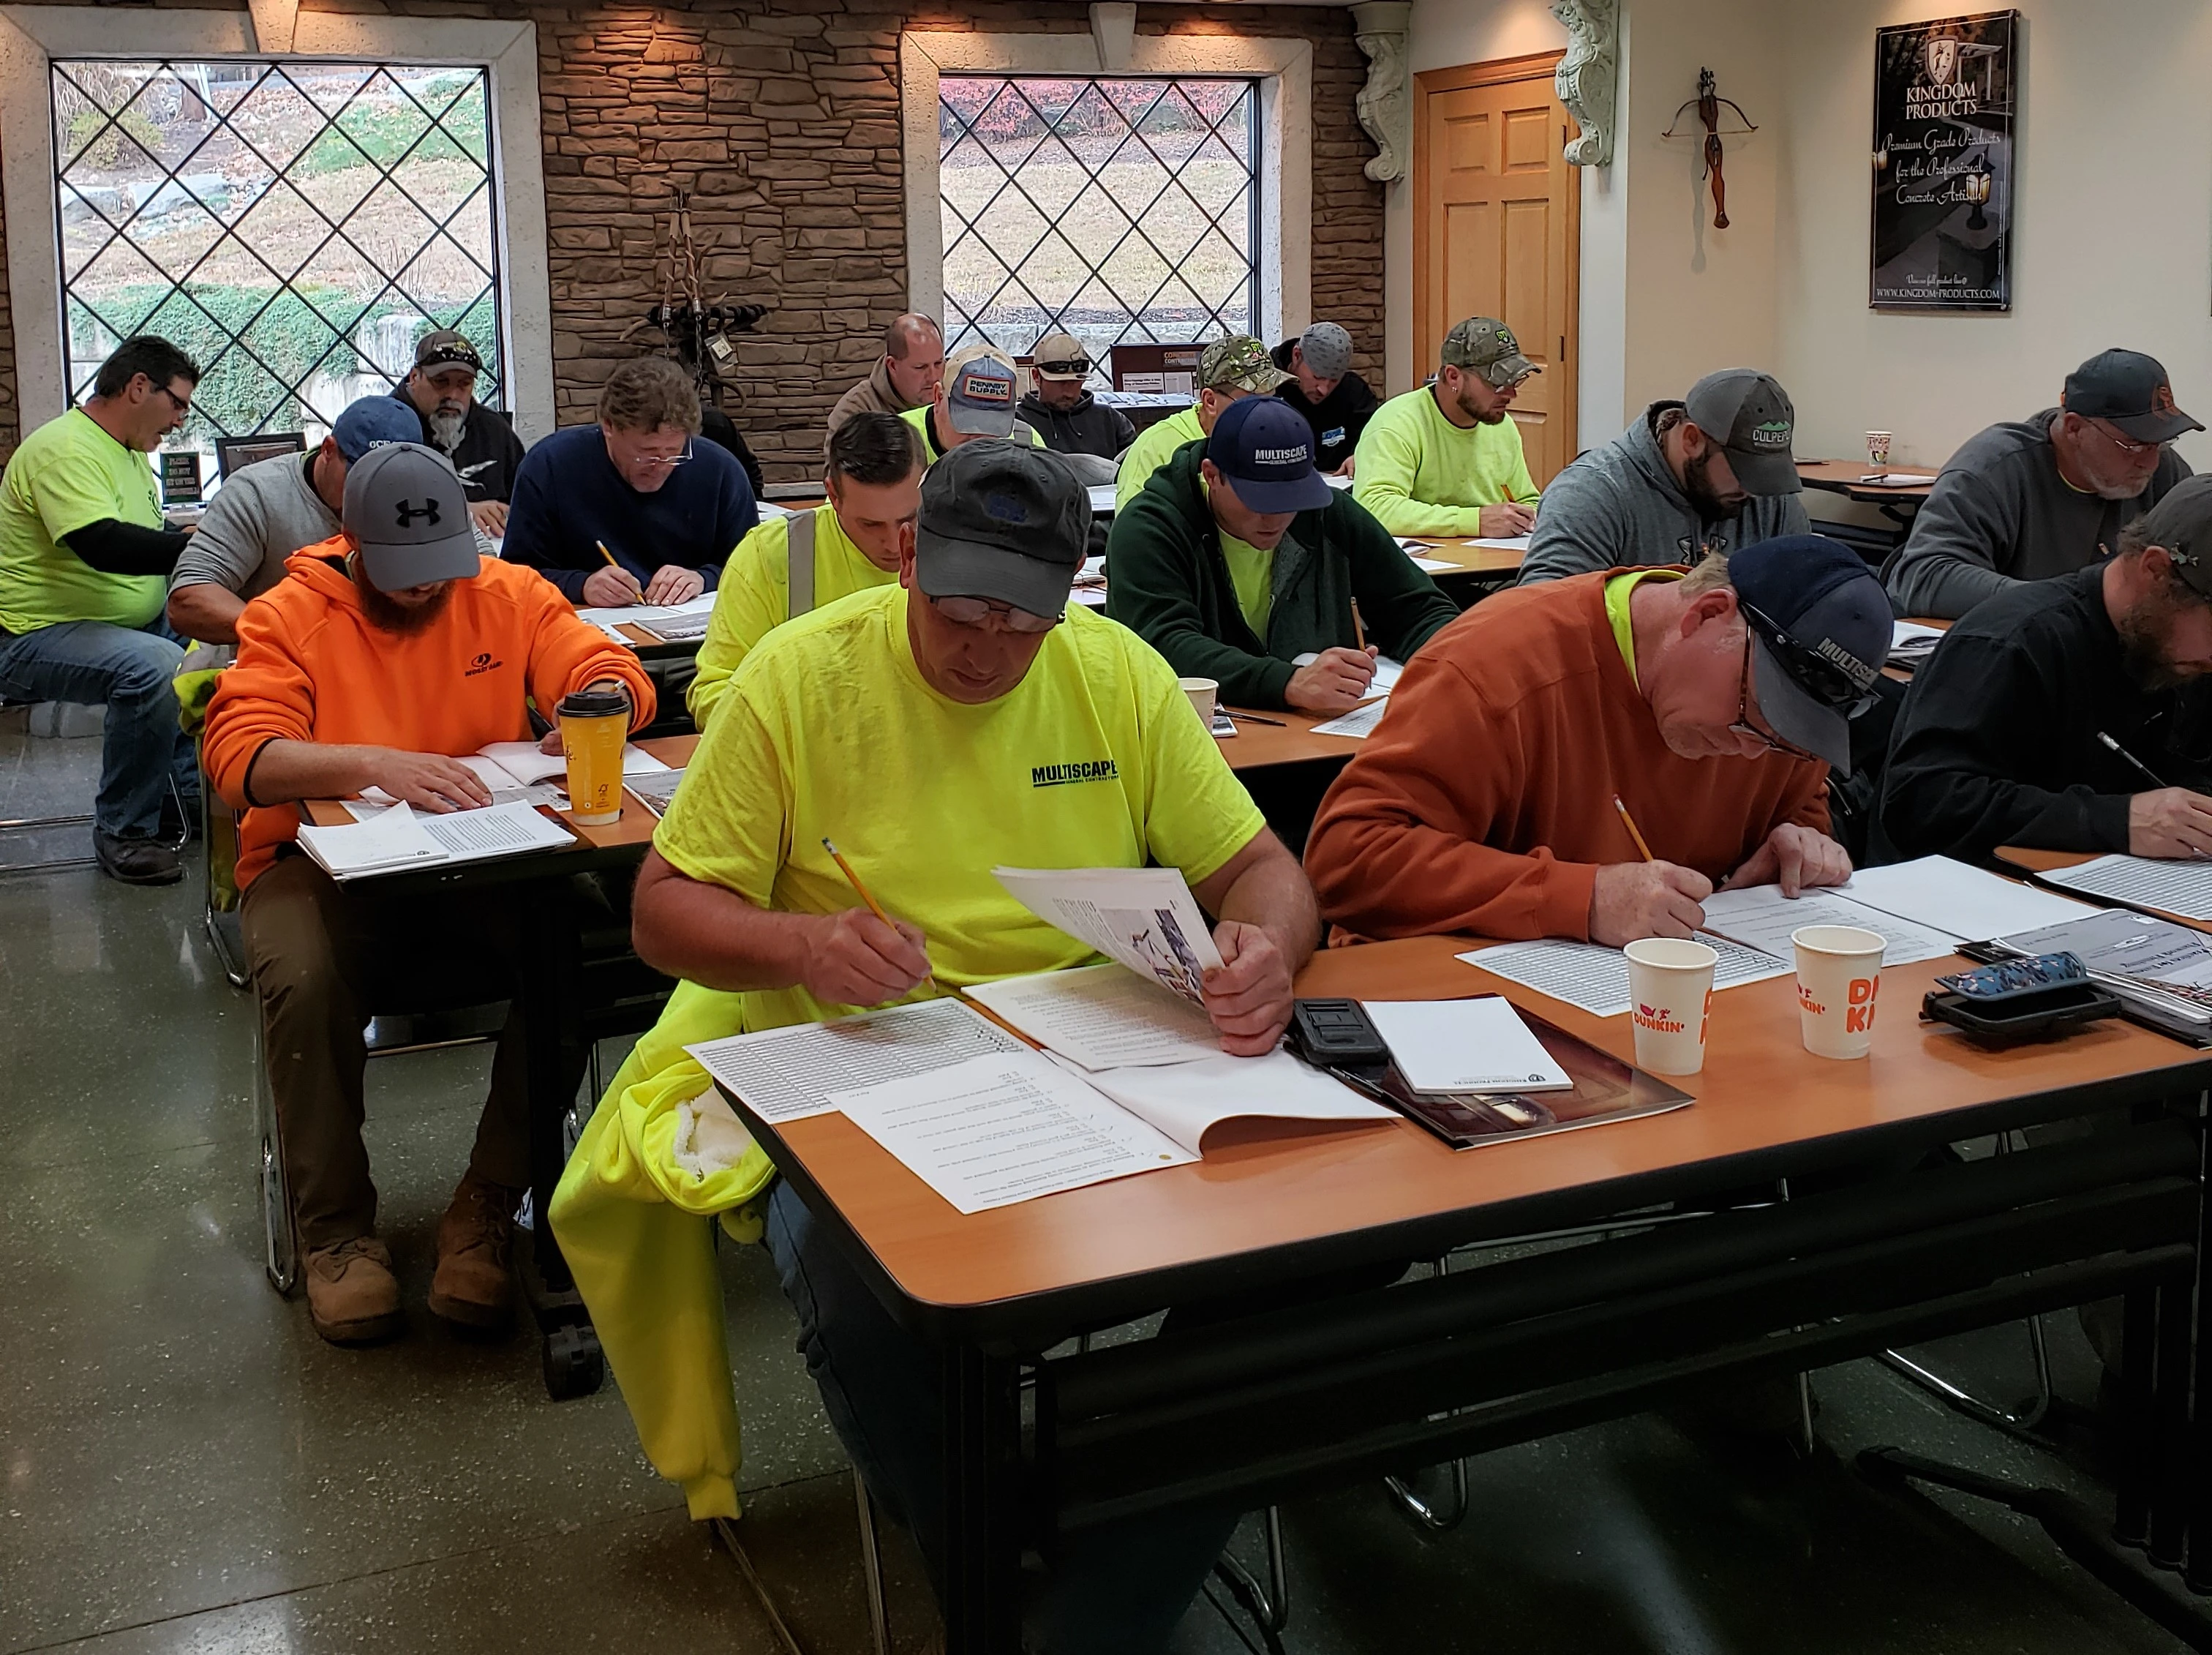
xmin=203 ymin=538 xmax=656 ymax=891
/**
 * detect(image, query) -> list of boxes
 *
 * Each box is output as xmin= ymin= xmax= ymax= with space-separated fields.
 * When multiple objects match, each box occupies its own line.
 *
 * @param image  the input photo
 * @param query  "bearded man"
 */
xmin=1351 ymin=315 xmax=1543 ymax=538
xmin=391 ymin=330 xmax=527 ymax=536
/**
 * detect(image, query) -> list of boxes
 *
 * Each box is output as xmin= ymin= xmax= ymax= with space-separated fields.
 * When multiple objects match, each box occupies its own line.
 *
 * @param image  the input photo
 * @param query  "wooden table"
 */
xmin=1797 ymin=459 xmax=1938 ymax=538
xmin=731 ymin=931 xmax=2212 ymax=1649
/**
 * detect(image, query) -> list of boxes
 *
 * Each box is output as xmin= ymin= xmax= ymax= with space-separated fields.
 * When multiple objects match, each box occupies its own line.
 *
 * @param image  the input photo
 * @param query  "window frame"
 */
xmin=0 ymin=6 xmax=553 ymax=443
xmin=901 ymin=29 xmax=1312 ymax=354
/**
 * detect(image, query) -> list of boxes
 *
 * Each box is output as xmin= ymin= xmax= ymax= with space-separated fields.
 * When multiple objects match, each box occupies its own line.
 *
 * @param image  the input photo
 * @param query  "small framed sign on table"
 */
xmin=1870 ymin=10 xmax=2019 ymax=312
xmin=159 ymin=449 xmax=202 ymax=506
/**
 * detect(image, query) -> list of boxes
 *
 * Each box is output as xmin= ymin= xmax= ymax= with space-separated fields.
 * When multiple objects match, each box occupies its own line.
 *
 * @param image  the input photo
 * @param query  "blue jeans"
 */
xmin=0 ymin=615 xmax=198 ymax=838
xmin=765 ymin=1182 xmax=1240 ymax=1654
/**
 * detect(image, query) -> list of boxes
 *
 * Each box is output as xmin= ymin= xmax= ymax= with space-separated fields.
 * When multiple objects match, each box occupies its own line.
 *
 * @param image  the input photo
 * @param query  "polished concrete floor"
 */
xmin=0 ymin=721 xmax=2196 ymax=1654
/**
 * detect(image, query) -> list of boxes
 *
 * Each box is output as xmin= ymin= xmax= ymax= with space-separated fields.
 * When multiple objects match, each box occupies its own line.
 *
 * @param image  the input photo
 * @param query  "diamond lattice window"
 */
xmin=53 ymin=59 xmax=503 ymax=480
xmin=938 ymin=75 xmax=1259 ymax=375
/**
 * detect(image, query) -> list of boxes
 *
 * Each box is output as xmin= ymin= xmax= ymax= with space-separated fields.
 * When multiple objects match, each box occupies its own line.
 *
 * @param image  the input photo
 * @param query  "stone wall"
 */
xmin=0 ymin=1 xmax=1385 ymax=481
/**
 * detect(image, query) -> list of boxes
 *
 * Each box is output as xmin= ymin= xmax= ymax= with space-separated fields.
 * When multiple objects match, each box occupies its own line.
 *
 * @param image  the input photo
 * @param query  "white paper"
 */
xmin=1410 ymin=555 xmax=1456 ymax=572
xmin=1892 ymin=620 xmax=1944 ymax=648
xmin=574 ymin=591 xmax=719 ymax=628
xmin=475 ymin=740 xmax=670 ymax=788
xmin=1865 ymin=471 xmax=1938 ymax=486
xmin=1363 ymin=997 xmax=1572 ymax=1093
xmin=300 ymin=799 xmax=573 ymax=881
xmin=1087 ymin=484 xmax=1118 ymax=514
xmin=1290 ymin=652 xmax=1402 ymax=697
xmin=1312 ymin=700 xmax=1389 ymax=739
xmin=832 ymin=1051 xmax=1195 ymax=1214
xmin=992 ymin=866 xmax=1224 ymax=1004
xmin=1079 ymin=1049 xmax=1393 ymax=1154
xmin=1465 ymin=535 xmax=1532 ymax=550
xmin=685 ymin=997 xmax=1028 ymax=1125
xmin=963 ymin=962 xmax=1223 ymax=1071
xmin=2036 ymin=855 xmax=2212 ymax=924
xmin=1699 ymin=885 xmax=1961 ymax=967
xmin=1458 ymin=934 xmax=1793 ymax=1018
xmin=1842 ymin=855 xmax=2100 ymax=941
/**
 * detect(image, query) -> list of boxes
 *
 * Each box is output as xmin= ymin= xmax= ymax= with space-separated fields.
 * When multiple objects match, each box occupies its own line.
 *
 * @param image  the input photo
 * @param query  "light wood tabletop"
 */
xmin=753 ymin=931 xmax=2202 ymax=1316
xmin=1796 ymin=458 xmax=1938 ymax=503
xmin=1402 ymin=537 xmax=1526 ymax=577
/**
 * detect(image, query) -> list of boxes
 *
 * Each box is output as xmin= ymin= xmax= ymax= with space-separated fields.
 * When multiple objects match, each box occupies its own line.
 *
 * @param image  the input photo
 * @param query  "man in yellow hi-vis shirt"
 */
xmin=686 ymin=410 xmax=922 ymax=724
xmin=554 ymin=441 xmax=1317 ymax=1654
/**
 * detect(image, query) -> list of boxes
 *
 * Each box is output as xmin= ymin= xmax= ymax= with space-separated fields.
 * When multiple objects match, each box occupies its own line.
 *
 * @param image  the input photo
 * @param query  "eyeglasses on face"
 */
xmin=1729 ymin=635 xmax=1813 ymax=759
xmin=620 ymin=436 xmax=693 ymax=469
xmin=928 ymin=592 xmax=1061 ymax=634
xmin=149 ymin=383 xmax=192 ymax=417
xmin=2091 ymin=419 xmax=2162 ymax=459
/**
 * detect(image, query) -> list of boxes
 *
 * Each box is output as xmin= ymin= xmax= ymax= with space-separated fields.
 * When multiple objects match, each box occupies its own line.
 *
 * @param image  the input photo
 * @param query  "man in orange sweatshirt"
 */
xmin=203 ymin=443 xmax=654 ymax=1346
xmin=1306 ymin=536 xmax=1886 ymax=944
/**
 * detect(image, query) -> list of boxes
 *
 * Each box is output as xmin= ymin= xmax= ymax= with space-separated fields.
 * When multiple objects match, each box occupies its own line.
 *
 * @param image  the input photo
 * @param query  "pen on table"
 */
xmin=2097 ymin=731 xmax=2169 ymax=790
xmin=1613 ymin=795 xmax=1656 ymax=863
xmin=1226 ymin=710 xmax=1287 ymax=727
xmin=821 ymin=836 xmax=933 ymax=985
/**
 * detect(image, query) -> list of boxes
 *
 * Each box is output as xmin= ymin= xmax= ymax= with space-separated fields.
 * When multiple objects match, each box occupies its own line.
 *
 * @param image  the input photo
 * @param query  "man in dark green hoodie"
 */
xmin=1105 ymin=397 xmax=1459 ymax=712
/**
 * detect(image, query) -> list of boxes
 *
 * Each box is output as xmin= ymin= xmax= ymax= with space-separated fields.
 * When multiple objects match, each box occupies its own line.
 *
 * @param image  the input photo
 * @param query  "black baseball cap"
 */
xmin=1683 ymin=369 xmax=1801 ymax=497
xmin=1205 ymin=396 xmax=1333 ymax=514
xmin=343 ymin=442 xmax=479 ymax=592
xmin=2063 ymin=349 xmax=2202 ymax=443
xmin=2135 ymin=476 xmax=2212 ymax=599
xmin=414 ymin=329 xmax=484 ymax=375
xmin=914 ymin=442 xmax=1090 ymax=618
xmin=1726 ymin=535 xmax=1891 ymax=774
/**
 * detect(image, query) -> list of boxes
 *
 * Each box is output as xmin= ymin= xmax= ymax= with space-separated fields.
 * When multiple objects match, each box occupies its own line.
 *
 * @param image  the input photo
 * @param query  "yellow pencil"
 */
xmin=1351 ymin=599 xmax=1368 ymax=653
xmin=822 ymin=837 xmax=933 ymax=986
xmin=1613 ymin=795 xmax=1655 ymax=863
xmin=595 ymin=540 xmax=620 ymax=568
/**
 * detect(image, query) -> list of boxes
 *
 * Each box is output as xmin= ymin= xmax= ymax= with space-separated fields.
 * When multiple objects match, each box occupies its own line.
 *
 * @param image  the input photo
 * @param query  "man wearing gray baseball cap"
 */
xmin=202 ymin=440 xmax=654 ymax=1348
xmin=1271 ymin=320 xmax=1378 ymax=476
xmin=1520 ymin=368 xmax=1813 ymax=585
xmin=613 ymin=438 xmax=1319 ymax=1650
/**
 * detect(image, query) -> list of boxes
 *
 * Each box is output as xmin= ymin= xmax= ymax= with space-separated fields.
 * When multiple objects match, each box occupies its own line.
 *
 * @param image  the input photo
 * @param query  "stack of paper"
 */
xmin=298 ymin=800 xmax=575 ymax=881
xmin=576 ymin=592 xmax=718 ymax=642
xmin=1363 ymin=998 xmax=1570 ymax=1092
xmin=1460 ymin=934 xmax=1793 ymax=1018
xmin=2034 ymin=855 xmax=2212 ymax=924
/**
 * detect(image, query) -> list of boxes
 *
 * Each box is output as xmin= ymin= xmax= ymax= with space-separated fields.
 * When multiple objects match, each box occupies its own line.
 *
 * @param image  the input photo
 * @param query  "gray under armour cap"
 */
xmin=342 ymin=441 xmax=479 ymax=592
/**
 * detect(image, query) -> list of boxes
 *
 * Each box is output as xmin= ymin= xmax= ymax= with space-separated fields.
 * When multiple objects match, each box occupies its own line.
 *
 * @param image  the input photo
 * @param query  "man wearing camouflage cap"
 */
xmin=1353 ymin=315 xmax=1543 ymax=538
xmin=1114 ymin=334 xmax=1287 ymax=511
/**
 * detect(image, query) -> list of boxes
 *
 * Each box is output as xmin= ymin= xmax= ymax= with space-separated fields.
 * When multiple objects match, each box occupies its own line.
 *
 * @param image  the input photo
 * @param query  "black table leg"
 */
xmin=515 ymin=886 xmax=603 ymax=1400
xmin=942 ymin=1343 xmax=1024 ymax=1654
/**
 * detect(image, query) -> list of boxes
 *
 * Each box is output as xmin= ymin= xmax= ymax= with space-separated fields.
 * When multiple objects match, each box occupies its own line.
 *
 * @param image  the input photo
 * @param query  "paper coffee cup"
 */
xmin=557 ymin=687 xmax=630 ymax=826
xmin=1178 ymin=677 xmax=1219 ymax=727
xmin=1792 ymin=924 xmax=1885 ymax=1059
xmin=1625 ymin=937 xmax=1717 ymax=1076
xmin=1865 ymin=429 xmax=1893 ymax=466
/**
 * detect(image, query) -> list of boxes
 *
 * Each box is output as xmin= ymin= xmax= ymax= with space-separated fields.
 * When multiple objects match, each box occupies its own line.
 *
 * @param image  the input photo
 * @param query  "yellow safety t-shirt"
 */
xmin=1115 ymin=405 xmax=1205 ymax=512
xmin=0 ymin=408 xmax=168 ymax=634
xmin=1351 ymin=386 xmax=1540 ymax=538
xmin=655 ymin=585 xmax=1267 ymax=1033
xmin=687 ymin=504 xmax=898 ymax=725
xmin=1602 ymin=567 xmax=1685 ymax=688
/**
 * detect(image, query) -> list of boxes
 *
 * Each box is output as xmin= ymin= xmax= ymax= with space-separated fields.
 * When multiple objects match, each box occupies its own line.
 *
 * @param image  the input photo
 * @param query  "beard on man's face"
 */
xmin=427 ymin=406 xmax=467 ymax=451
xmin=1454 ymin=380 xmax=1508 ymax=426
xmin=2115 ymin=582 xmax=2211 ymax=691
xmin=1682 ymin=449 xmax=1748 ymax=522
xmin=354 ymin=569 xmax=454 ymax=636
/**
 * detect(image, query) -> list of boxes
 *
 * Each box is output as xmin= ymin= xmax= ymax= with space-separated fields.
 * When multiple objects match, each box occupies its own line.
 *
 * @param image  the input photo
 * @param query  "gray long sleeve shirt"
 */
xmin=167 ymin=451 xmax=339 ymax=603
xmin=1517 ymin=402 xmax=1810 ymax=585
xmin=1881 ymin=408 xmax=2192 ymax=620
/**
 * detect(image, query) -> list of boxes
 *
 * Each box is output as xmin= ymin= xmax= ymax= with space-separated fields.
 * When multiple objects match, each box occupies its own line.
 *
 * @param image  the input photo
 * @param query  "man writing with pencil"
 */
xmin=1305 ymin=536 xmax=1883 ymax=943
xmin=1883 ymin=476 xmax=2212 ymax=865
xmin=560 ymin=442 xmax=1317 ymax=1654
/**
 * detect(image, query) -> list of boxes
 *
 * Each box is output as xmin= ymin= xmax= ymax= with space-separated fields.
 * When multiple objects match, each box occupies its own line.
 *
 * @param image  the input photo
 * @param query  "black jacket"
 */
xmin=389 ymin=394 xmax=527 ymax=503
xmin=1102 ymin=440 xmax=1459 ymax=710
xmin=1017 ymin=391 xmax=1135 ymax=461
xmin=1270 ymin=339 xmax=1378 ymax=473
xmin=1880 ymin=563 xmax=2212 ymax=862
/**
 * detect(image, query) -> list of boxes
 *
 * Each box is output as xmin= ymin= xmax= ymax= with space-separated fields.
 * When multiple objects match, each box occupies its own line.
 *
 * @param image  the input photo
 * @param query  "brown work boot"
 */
xmin=428 ymin=1170 xmax=522 ymax=1332
xmin=304 ymin=1236 xmax=405 ymax=1346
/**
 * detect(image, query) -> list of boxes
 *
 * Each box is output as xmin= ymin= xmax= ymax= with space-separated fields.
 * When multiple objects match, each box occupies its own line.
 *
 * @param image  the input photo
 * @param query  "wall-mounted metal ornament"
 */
xmin=1660 ymin=67 xmax=1757 ymax=229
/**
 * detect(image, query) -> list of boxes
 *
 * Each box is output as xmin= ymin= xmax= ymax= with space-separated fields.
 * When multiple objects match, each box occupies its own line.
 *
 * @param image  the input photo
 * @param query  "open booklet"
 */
xmin=350 ymin=740 xmax=669 ymax=812
xmin=296 ymin=799 xmax=575 ymax=880
xmin=992 ymin=866 xmax=1225 ymax=1005
xmin=575 ymin=591 xmax=718 ymax=642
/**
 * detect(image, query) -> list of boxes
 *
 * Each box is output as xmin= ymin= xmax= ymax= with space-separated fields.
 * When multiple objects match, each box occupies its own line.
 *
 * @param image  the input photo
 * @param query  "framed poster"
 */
xmin=1870 ymin=10 xmax=2018 ymax=312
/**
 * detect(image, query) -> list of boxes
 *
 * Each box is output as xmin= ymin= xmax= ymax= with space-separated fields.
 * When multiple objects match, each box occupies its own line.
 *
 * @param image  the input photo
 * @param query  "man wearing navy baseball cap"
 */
xmin=1106 ymin=395 xmax=1458 ymax=712
xmin=1309 ymin=535 xmax=1881 ymax=945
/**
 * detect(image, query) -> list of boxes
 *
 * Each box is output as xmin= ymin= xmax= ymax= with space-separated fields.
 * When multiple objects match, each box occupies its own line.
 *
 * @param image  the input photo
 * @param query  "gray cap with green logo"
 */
xmin=1199 ymin=335 xmax=1290 ymax=394
xmin=1683 ymin=367 xmax=1801 ymax=497
xmin=1440 ymin=317 xmax=1538 ymax=389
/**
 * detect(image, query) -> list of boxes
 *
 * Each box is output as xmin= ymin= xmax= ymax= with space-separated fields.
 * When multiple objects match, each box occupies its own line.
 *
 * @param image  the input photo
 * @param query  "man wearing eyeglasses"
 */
xmin=1306 ymin=536 xmax=1884 ymax=945
xmin=0 ymin=334 xmax=203 ymax=884
xmin=1884 ymin=349 xmax=2200 ymax=620
xmin=503 ymin=356 xmax=757 ymax=609
xmin=1017 ymin=329 xmax=1135 ymax=462
xmin=596 ymin=440 xmax=1313 ymax=1648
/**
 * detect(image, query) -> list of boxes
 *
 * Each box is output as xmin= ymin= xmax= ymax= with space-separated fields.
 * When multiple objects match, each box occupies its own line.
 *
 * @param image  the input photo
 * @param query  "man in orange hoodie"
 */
xmin=1306 ymin=536 xmax=1885 ymax=944
xmin=203 ymin=443 xmax=654 ymax=1346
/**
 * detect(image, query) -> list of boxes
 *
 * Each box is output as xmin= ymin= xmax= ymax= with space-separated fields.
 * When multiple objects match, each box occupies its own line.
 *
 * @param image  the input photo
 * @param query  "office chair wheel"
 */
xmin=542 ymin=1323 xmax=605 ymax=1400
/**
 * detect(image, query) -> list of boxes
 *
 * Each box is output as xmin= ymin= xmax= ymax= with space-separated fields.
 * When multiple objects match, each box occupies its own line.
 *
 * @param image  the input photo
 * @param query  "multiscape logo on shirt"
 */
xmin=1031 ymin=758 xmax=1120 ymax=788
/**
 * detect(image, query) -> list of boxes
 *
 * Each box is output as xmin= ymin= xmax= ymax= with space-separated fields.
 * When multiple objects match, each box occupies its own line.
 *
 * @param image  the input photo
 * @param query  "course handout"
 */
xmin=2033 ymin=855 xmax=2212 ymax=925
xmin=1312 ymin=699 xmax=1389 ymax=739
xmin=963 ymin=963 xmax=1222 ymax=1070
xmin=1076 ymin=1048 xmax=1395 ymax=1152
xmin=297 ymin=800 xmax=575 ymax=881
xmin=1698 ymin=885 xmax=1960 ymax=967
xmin=1363 ymin=997 xmax=1572 ymax=1093
xmin=1458 ymin=934 xmax=1792 ymax=1018
xmin=993 ymin=866 xmax=1225 ymax=1005
xmin=575 ymin=591 xmax=718 ymax=640
xmin=685 ymin=997 xmax=1028 ymax=1125
xmin=353 ymin=740 xmax=669 ymax=811
xmin=1843 ymin=855 xmax=2101 ymax=939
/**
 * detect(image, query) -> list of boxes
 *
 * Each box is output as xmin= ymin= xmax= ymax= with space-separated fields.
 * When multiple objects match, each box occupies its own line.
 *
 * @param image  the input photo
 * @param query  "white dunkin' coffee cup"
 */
xmin=1625 ymin=937 xmax=1718 ymax=1076
xmin=1178 ymin=677 xmax=1219 ymax=727
xmin=1792 ymin=924 xmax=1886 ymax=1059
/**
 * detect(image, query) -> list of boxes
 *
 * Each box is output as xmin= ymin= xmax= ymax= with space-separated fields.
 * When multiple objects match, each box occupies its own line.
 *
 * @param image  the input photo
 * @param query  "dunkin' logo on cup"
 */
xmin=1797 ymin=983 xmax=1825 ymax=1016
xmin=1846 ymin=975 xmax=1881 ymax=1032
xmin=1633 ymin=1002 xmax=1687 ymax=1035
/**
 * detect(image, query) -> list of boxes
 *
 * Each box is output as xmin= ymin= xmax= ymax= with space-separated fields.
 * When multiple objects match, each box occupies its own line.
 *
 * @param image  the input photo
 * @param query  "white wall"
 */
xmin=1775 ymin=0 xmax=2212 ymax=473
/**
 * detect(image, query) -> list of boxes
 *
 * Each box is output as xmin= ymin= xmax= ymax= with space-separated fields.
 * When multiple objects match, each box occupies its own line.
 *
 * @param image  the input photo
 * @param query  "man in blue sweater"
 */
xmin=503 ymin=358 xmax=757 ymax=606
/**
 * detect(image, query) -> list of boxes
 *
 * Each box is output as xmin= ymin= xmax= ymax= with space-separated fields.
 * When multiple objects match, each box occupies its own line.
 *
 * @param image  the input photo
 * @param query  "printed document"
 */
xmin=1312 ymin=700 xmax=1389 ymax=739
xmin=685 ymin=997 xmax=1028 ymax=1125
xmin=2034 ymin=855 xmax=2212 ymax=924
xmin=993 ymin=866 xmax=1225 ymax=1005
xmin=963 ymin=963 xmax=1222 ymax=1070
xmin=298 ymin=800 xmax=574 ymax=881
xmin=356 ymin=741 xmax=668 ymax=809
xmin=1699 ymin=885 xmax=1960 ymax=966
xmin=1843 ymin=856 xmax=2099 ymax=939
xmin=1364 ymin=997 xmax=1572 ymax=1093
xmin=1076 ymin=1049 xmax=1394 ymax=1153
xmin=576 ymin=591 xmax=718 ymax=639
xmin=1458 ymin=934 xmax=1792 ymax=1018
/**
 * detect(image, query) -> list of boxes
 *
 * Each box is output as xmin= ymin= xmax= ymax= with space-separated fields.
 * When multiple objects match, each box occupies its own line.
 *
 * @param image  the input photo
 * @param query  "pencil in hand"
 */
xmin=1613 ymin=795 xmax=1656 ymax=863
xmin=821 ymin=836 xmax=933 ymax=987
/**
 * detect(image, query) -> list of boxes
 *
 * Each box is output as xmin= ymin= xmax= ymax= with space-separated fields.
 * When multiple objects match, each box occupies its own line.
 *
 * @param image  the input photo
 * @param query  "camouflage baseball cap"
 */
xmin=1440 ymin=317 xmax=1539 ymax=389
xmin=1199 ymin=335 xmax=1290 ymax=393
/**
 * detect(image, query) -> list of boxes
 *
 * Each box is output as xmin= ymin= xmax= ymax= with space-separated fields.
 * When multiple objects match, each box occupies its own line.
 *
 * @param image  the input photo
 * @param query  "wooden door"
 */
xmin=1413 ymin=55 xmax=1580 ymax=485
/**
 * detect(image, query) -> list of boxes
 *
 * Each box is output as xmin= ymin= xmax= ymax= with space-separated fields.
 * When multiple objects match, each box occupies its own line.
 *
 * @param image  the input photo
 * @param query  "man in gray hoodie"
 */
xmin=1518 ymin=369 xmax=1810 ymax=585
